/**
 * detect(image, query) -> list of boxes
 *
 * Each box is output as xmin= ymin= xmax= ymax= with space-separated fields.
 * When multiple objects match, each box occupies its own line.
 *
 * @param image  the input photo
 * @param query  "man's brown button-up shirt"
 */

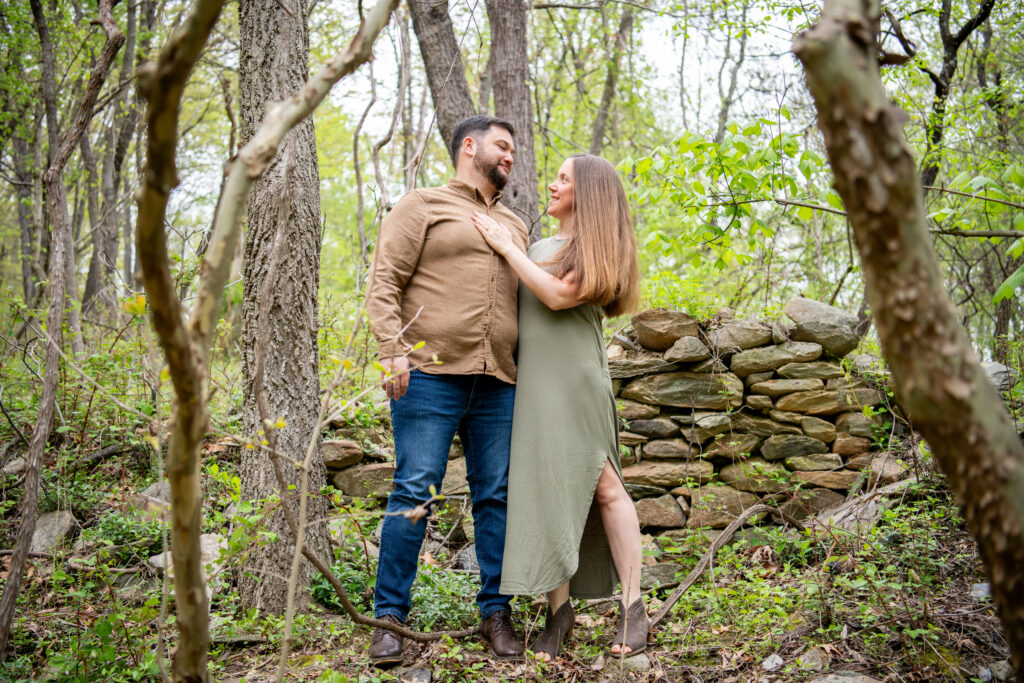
xmin=366 ymin=178 xmax=530 ymax=384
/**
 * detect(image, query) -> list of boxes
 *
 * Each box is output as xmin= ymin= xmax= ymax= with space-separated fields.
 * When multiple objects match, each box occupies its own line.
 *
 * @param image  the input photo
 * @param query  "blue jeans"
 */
xmin=374 ymin=370 xmax=515 ymax=622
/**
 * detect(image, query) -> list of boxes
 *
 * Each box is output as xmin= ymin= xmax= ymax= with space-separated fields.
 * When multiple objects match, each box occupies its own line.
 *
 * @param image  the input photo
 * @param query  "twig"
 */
xmin=651 ymin=504 xmax=779 ymax=628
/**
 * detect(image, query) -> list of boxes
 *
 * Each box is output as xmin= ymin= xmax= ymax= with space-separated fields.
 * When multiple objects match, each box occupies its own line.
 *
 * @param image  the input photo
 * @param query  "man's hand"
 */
xmin=380 ymin=356 xmax=411 ymax=400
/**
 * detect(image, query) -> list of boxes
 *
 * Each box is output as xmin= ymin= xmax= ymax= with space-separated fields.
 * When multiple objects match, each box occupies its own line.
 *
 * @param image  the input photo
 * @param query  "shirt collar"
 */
xmin=447 ymin=178 xmax=503 ymax=207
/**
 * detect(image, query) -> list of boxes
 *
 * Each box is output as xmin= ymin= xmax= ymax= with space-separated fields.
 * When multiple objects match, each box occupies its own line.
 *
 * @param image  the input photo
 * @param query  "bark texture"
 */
xmin=238 ymin=0 xmax=332 ymax=615
xmin=407 ymin=0 xmax=475 ymax=163
xmin=794 ymin=0 xmax=1024 ymax=673
xmin=485 ymin=0 xmax=540 ymax=238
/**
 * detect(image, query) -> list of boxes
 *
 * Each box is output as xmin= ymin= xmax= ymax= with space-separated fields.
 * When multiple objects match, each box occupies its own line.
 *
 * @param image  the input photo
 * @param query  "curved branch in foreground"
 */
xmin=136 ymin=0 xmax=401 ymax=676
xmin=793 ymin=0 xmax=1024 ymax=673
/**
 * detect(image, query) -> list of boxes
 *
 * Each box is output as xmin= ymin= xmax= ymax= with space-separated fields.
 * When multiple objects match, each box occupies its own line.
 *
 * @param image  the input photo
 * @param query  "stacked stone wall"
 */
xmin=612 ymin=298 xmax=909 ymax=533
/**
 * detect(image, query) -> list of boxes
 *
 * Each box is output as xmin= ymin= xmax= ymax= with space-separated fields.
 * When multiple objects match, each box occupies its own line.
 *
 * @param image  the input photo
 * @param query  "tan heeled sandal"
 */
xmin=610 ymin=597 xmax=649 ymax=657
xmin=532 ymin=600 xmax=575 ymax=661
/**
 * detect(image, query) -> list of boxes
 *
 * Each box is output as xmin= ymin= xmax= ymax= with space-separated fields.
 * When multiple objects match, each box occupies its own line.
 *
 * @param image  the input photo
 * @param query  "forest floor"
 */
xmin=0 ymin=436 xmax=1016 ymax=682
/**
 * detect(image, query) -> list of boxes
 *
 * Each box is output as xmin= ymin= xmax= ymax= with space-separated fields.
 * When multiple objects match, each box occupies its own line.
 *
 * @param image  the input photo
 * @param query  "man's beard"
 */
xmin=475 ymin=154 xmax=509 ymax=190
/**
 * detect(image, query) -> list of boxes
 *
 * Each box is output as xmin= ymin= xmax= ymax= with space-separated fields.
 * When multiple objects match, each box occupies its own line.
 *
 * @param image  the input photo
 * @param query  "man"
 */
xmin=364 ymin=115 xmax=530 ymax=665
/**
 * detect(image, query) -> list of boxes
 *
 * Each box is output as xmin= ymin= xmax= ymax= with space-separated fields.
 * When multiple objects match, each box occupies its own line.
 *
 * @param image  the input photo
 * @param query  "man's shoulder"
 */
xmin=399 ymin=185 xmax=453 ymax=205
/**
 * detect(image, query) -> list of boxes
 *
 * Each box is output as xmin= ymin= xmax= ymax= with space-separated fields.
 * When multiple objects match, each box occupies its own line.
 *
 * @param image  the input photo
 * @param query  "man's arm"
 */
xmin=365 ymin=192 xmax=429 ymax=399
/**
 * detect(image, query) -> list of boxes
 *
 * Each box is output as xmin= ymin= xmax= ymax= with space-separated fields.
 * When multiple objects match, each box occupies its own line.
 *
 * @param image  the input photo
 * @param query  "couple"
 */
xmin=364 ymin=115 xmax=647 ymax=666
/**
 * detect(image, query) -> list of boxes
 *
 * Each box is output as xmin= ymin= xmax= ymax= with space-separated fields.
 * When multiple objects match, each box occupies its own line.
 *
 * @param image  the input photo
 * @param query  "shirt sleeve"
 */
xmin=365 ymin=191 xmax=429 ymax=359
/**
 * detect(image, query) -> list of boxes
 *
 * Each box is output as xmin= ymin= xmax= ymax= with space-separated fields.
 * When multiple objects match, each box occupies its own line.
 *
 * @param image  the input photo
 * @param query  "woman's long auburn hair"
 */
xmin=549 ymin=154 xmax=640 ymax=317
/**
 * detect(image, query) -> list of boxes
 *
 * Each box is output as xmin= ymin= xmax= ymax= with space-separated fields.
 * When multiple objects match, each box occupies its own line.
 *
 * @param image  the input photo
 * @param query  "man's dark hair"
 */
xmin=450 ymin=115 xmax=515 ymax=164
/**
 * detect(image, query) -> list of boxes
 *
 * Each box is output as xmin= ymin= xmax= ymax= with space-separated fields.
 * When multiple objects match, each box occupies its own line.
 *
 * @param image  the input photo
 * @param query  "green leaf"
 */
xmin=993 ymin=263 xmax=1024 ymax=304
xmin=797 ymin=206 xmax=814 ymax=222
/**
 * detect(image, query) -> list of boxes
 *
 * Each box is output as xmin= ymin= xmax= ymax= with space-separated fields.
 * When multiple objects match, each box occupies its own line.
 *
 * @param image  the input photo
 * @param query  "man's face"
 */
xmin=472 ymin=126 xmax=516 ymax=190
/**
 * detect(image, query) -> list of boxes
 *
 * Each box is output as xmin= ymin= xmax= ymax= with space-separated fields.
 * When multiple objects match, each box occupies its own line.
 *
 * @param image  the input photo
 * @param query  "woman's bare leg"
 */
xmin=593 ymin=459 xmax=644 ymax=654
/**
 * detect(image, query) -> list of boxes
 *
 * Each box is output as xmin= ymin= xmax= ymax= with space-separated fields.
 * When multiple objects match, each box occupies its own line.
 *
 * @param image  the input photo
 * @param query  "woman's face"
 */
xmin=546 ymin=158 xmax=576 ymax=221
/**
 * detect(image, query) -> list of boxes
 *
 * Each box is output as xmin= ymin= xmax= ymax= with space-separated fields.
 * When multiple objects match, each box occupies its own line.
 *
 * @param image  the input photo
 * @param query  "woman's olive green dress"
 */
xmin=500 ymin=237 xmax=623 ymax=599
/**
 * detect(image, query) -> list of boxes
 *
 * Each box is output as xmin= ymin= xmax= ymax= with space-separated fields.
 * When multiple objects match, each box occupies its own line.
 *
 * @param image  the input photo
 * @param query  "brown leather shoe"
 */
xmin=369 ymin=614 xmax=404 ymax=667
xmin=479 ymin=610 xmax=524 ymax=660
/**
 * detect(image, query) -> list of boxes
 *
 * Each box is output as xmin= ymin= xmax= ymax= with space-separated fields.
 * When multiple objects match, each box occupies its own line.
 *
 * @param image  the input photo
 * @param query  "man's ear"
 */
xmin=462 ymin=135 xmax=476 ymax=159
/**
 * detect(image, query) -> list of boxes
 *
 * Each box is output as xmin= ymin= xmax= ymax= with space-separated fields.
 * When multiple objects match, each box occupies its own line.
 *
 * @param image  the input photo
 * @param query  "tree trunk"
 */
xmin=407 ymin=0 xmax=476 ymax=164
xmin=485 ymin=0 xmax=540 ymax=238
xmin=794 ymin=1 xmax=1024 ymax=674
xmin=238 ymin=0 xmax=332 ymax=615
xmin=12 ymin=133 xmax=39 ymax=303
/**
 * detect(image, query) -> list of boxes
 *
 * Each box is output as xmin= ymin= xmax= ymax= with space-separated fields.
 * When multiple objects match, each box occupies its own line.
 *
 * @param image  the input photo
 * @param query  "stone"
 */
xmin=991 ymin=660 xmax=1014 ymax=681
xmin=835 ymin=387 xmax=884 ymax=413
xmin=608 ymin=356 xmax=681 ymax=379
xmin=719 ymin=458 xmax=790 ymax=493
xmin=140 ymin=480 xmax=171 ymax=502
xmin=322 ymin=439 xmax=363 ymax=469
xmin=776 ymin=361 xmax=844 ymax=380
xmin=808 ymin=673 xmax=882 ymax=683
xmin=775 ymin=390 xmax=841 ymax=414
xmin=2 ymin=456 xmax=27 ymax=477
xmin=687 ymin=484 xmax=757 ymax=528
xmin=112 ymin=572 xmax=159 ymax=605
xmin=607 ymin=344 xmax=625 ymax=360
xmin=791 ymin=321 xmax=859 ymax=357
xmin=826 ymin=376 xmax=866 ymax=391
xmin=784 ymin=296 xmax=859 ymax=329
xmin=706 ymin=320 xmax=773 ymax=355
xmin=612 ymin=379 xmax=622 ymax=396
xmin=632 ymin=309 xmax=699 ymax=350
xmin=836 ymin=412 xmax=876 ymax=438
xmin=627 ymin=418 xmax=680 ymax=439
xmin=664 ymin=336 xmax=711 ymax=363
xmin=619 ymin=431 xmax=649 ymax=447
xmin=760 ymin=434 xmax=829 ymax=461
xmin=641 ymin=562 xmax=680 ymax=589
xmin=441 ymin=458 xmax=468 ymax=494
xmin=622 ymin=460 xmax=715 ymax=487
xmin=331 ymin=462 xmax=395 ymax=499
xmin=642 ymin=438 xmax=697 ymax=459
xmin=689 ymin=357 xmax=729 ymax=373
xmin=982 ymin=361 xmax=1018 ymax=392
xmin=750 ymin=378 xmax=825 ymax=397
xmin=845 ymin=452 xmax=875 ymax=470
xmin=834 ymin=433 xmax=872 ymax=455
xmin=801 ymin=416 xmax=836 ymax=443
xmin=797 ymin=646 xmax=830 ymax=672
xmin=770 ymin=410 xmax=804 ymax=425
xmin=30 ymin=511 xmax=77 ymax=554
xmin=730 ymin=413 xmax=802 ymax=437
xmin=148 ymin=533 xmax=226 ymax=580
xmin=771 ymin=321 xmax=790 ymax=344
xmin=792 ymin=469 xmax=863 ymax=490
xmin=625 ymin=483 xmax=670 ymax=499
xmin=665 ymin=410 xmax=721 ymax=426
xmin=970 ymin=582 xmax=990 ymax=601
xmin=670 ymin=485 xmax=694 ymax=498
xmin=635 ymin=494 xmax=686 ymax=528
xmin=730 ymin=342 xmax=823 ymax=377
xmin=621 ymin=372 xmax=744 ymax=410
xmin=683 ymin=414 xmax=732 ymax=443
xmin=762 ymin=654 xmax=784 ymax=671
xmin=746 ymin=395 xmax=773 ymax=412
xmin=618 ymin=652 xmax=651 ymax=673
xmin=849 ymin=354 xmax=888 ymax=376
xmin=868 ymin=455 xmax=908 ymax=486
xmin=785 ymin=453 xmax=844 ymax=471
xmin=618 ymin=400 xmax=660 ymax=420
xmin=702 ymin=433 xmax=762 ymax=461
xmin=454 ymin=544 xmax=479 ymax=572
xmin=744 ymin=371 xmax=774 ymax=387
xmin=777 ymin=488 xmax=845 ymax=521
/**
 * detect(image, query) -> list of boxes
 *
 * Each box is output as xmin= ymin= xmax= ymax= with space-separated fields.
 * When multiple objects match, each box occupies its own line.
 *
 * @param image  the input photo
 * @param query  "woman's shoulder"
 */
xmin=527 ymin=236 xmax=566 ymax=258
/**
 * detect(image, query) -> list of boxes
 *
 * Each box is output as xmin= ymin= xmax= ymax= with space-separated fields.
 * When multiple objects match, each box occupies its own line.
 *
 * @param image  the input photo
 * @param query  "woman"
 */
xmin=471 ymin=154 xmax=647 ymax=661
